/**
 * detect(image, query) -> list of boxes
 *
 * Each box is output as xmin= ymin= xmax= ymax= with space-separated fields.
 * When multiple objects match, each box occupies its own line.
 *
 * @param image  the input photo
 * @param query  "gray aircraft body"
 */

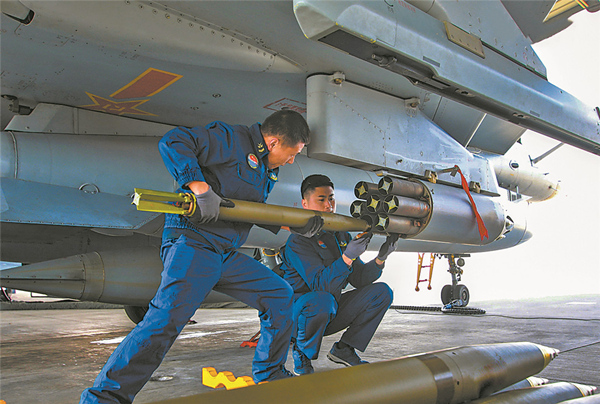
xmin=1 ymin=0 xmax=599 ymax=318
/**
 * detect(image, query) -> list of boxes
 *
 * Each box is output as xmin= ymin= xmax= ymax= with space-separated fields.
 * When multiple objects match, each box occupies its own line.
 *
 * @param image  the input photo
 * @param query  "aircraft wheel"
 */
xmin=441 ymin=285 xmax=453 ymax=305
xmin=124 ymin=305 xmax=149 ymax=324
xmin=454 ymin=284 xmax=470 ymax=306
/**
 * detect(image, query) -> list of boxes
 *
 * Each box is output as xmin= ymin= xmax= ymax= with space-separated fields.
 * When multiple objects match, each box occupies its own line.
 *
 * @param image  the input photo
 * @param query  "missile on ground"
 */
xmin=557 ymin=395 xmax=600 ymax=403
xmin=469 ymin=382 xmax=597 ymax=404
xmin=354 ymin=181 xmax=380 ymax=200
xmin=378 ymin=176 xmax=425 ymax=198
xmin=150 ymin=342 xmax=559 ymax=404
xmin=494 ymin=376 xmax=549 ymax=394
xmin=382 ymin=194 xmax=431 ymax=218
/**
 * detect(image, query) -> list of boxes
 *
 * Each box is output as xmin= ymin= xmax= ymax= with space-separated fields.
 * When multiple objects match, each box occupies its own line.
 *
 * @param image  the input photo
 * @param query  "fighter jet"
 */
xmin=1 ymin=0 xmax=599 ymax=322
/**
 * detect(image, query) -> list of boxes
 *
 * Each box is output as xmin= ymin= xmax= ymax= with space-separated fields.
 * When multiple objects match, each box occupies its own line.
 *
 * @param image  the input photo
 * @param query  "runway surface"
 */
xmin=1 ymin=294 xmax=598 ymax=403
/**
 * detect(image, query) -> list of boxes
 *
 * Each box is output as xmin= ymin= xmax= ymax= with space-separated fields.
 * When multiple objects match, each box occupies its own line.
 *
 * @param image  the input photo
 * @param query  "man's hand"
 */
xmin=343 ymin=232 xmax=373 ymax=263
xmin=377 ymin=233 xmax=399 ymax=262
xmin=289 ymin=216 xmax=324 ymax=238
xmin=188 ymin=186 xmax=224 ymax=225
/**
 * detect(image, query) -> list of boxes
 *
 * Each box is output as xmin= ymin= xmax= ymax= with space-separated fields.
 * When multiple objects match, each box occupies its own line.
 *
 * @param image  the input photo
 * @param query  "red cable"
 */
xmin=454 ymin=165 xmax=489 ymax=241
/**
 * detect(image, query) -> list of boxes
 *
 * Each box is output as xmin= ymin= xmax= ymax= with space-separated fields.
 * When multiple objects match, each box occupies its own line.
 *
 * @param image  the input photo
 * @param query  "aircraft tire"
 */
xmin=441 ymin=285 xmax=453 ymax=305
xmin=124 ymin=305 xmax=149 ymax=324
xmin=454 ymin=284 xmax=470 ymax=306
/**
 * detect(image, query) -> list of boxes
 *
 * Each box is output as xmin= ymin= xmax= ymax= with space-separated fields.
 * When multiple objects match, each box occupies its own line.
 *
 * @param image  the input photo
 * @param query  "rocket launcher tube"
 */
xmin=378 ymin=176 xmax=425 ymax=198
xmin=133 ymin=188 xmax=370 ymax=233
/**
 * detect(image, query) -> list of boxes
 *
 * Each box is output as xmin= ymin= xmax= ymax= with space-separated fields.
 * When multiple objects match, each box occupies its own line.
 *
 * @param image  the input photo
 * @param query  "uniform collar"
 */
xmin=249 ymin=123 xmax=269 ymax=159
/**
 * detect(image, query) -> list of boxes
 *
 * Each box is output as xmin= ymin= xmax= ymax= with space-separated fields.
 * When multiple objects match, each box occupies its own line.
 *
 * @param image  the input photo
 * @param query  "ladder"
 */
xmin=415 ymin=253 xmax=435 ymax=292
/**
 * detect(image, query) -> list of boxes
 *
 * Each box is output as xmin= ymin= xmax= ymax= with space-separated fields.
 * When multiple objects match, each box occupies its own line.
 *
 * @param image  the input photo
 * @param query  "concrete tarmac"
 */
xmin=1 ymin=295 xmax=598 ymax=403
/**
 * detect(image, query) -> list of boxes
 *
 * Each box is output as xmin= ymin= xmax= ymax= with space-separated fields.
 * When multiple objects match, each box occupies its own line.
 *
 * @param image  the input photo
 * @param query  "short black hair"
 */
xmin=262 ymin=110 xmax=310 ymax=146
xmin=301 ymin=174 xmax=334 ymax=199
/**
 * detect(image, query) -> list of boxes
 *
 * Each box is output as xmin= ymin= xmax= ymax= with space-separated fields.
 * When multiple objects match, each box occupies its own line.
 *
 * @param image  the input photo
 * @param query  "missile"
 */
xmin=557 ymin=396 xmax=600 ymax=403
xmin=378 ymin=176 xmax=425 ymax=198
xmin=494 ymin=376 xmax=548 ymax=394
xmin=469 ymin=382 xmax=597 ymax=404
xmin=150 ymin=342 xmax=559 ymax=404
xmin=133 ymin=188 xmax=370 ymax=233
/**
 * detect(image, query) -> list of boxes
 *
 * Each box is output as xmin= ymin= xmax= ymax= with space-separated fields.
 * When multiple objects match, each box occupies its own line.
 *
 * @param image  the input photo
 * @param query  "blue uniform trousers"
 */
xmin=293 ymin=282 xmax=393 ymax=360
xmin=81 ymin=235 xmax=293 ymax=404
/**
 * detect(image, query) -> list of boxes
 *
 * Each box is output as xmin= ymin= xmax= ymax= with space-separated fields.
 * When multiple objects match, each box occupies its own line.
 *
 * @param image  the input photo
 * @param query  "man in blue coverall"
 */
xmin=280 ymin=174 xmax=398 ymax=375
xmin=81 ymin=110 xmax=314 ymax=403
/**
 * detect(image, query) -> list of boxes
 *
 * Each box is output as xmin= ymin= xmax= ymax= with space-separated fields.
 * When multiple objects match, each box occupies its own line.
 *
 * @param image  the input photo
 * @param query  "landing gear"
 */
xmin=124 ymin=305 xmax=148 ymax=324
xmin=440 ymin=254 xmax=470 ymax=307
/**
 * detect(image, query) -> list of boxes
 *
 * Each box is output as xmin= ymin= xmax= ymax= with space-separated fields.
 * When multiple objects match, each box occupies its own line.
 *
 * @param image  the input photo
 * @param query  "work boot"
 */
xmin=327 ymin=342 xmax=369 ymax=367
xmin=266 ymin=365 xmax=295 ymax=381
xmin=292 ymin=344 xmax=314 ymax=376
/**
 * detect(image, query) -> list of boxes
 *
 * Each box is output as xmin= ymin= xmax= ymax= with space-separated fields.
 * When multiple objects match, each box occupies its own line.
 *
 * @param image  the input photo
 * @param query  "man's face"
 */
xmin=266 ymin=138 xmax=305 ymax=169
xmin=302 ymin=186 xmax=336 ymax=213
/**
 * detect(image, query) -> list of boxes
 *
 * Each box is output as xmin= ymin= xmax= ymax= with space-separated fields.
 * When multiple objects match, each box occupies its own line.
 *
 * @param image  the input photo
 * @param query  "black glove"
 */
xmin=290 ymin=216 xmax=324 ymax=238
xmin=188 ymin=186 xmax=227 ymax=225
xmin=343 ymin=232 xmax=373 ymax=260
xmin=377 ymin=233 xmax=399 ymax=261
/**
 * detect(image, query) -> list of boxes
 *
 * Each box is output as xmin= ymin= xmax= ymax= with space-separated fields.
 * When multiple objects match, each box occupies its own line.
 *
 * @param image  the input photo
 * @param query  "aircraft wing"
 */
xmin=1 ymin=0 xmax=599 ymax=156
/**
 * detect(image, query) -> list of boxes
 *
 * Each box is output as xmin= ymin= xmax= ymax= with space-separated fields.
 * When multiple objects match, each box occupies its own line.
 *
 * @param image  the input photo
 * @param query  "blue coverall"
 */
xmin=280 ymin=231 xmax=393 ymax=360
xmin=81 ymin=121 xmax=293 ymax=403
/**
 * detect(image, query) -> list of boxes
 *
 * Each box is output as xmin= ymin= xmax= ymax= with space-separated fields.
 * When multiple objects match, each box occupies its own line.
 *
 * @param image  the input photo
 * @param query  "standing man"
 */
xmin=81 ymin=110 xmax=311 ymax=403
xmin=280 ymin=174 xmax=397 ymax=376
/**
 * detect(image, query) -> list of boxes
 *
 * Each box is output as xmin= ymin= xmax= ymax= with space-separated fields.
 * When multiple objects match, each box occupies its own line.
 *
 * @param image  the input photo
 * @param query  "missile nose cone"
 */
xmin=573 ymin=383 xmax=598 ymax=396
xmin=533 ymin=343 xmax=560 ymax=367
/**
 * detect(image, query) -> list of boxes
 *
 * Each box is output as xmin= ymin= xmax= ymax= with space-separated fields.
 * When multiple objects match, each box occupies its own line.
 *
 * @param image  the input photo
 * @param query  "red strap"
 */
xmin=454 ymin=166 xmax=489 ymax=241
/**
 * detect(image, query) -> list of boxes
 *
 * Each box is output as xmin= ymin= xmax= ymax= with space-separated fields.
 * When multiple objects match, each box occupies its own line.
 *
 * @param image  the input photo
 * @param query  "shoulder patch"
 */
xmin=317 ymin=240 xmax=327 ymax=249
xmin=247 ymin=153 xmax=259 ymax=170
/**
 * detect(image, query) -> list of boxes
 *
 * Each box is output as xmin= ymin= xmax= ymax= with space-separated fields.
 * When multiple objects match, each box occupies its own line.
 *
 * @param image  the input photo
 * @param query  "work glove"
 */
xmin=188 ymin=186 xmax=233 ymax=225
xmin=377 ymin=233 xmax=399 ymax=261
xmin=290 ymin=216 xmax=324 ymax=238
xmin=343 ymin=232 xmax=373 ymax=261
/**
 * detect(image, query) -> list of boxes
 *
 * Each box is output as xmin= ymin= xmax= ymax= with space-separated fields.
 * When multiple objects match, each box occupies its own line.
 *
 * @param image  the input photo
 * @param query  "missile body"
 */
xmin=151 ymin=342 xmax=559 ymax=404
xmin=220 ymin=199 xmax=370 ymax=232
xmin=134 ymin=189 xmax=370 ymax=233
xmin=494 ymin=376 xmax=548 ymax=393
xmin=557 ymin=396 xmax=600 ymax=403
xmin=469 ymin=382 xmax=597 ymax=404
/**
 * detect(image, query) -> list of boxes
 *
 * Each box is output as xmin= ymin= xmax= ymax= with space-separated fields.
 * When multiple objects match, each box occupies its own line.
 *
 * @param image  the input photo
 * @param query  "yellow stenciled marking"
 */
xmin=202 ymin=367 xmax=256 ymax=390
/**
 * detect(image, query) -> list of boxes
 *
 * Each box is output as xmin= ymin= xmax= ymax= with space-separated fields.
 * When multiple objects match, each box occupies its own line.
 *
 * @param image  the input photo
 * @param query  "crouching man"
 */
xmin=280 ymin=174 xmax=397 ymax=375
